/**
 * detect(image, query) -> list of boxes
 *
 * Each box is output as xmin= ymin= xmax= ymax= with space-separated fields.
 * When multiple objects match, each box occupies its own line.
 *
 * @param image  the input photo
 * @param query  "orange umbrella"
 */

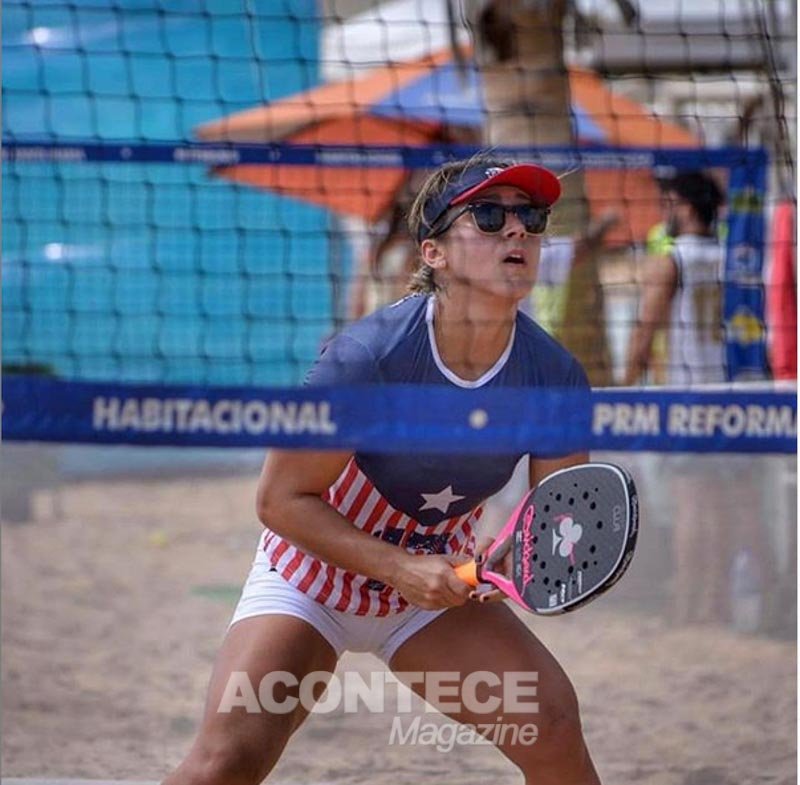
xmin=196 ymin=50 xmax=697 ymax=242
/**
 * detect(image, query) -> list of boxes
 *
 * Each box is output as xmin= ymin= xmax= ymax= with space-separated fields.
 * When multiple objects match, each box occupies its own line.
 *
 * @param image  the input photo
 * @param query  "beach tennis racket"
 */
xmin=455 ymin=462 xmax=638 ymax=615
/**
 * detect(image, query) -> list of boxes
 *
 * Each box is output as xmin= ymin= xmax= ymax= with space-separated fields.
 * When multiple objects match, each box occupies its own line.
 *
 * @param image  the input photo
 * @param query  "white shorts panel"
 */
xmin=230 ymin=556 xmax=445 ymax=663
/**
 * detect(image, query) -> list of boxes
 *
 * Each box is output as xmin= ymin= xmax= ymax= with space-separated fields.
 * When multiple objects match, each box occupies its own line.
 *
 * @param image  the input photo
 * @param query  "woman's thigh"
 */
xmin=180 ymin=614 xmax=339 ymax=779
xmin=388 ymin=602 xmax=592 ymax=776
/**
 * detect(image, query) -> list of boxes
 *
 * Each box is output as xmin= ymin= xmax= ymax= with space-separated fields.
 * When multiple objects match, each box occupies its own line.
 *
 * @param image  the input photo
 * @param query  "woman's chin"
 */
xmin=496 ymin=276 xmax=535 ymax=302
xmin=450 ymin=274 xmax=535 ymax=304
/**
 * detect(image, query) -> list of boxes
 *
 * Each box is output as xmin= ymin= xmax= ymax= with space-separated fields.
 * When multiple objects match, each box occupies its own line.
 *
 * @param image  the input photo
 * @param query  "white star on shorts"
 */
xmin=419 ymin=485 xmax=465 ymax=514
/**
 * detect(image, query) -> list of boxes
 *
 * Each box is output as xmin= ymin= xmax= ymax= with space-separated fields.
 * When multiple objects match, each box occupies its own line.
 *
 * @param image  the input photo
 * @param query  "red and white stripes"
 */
xmin=261 ymin=458 xmax=480 ymax=617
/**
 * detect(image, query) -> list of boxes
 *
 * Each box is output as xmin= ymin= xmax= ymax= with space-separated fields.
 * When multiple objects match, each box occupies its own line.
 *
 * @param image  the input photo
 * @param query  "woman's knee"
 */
xmin=536 ymin=694 xmax=586 ymax=758
xmin=169 ymin=724 xmax=288 ymax=785
xmin=172 ymin=744 xmax=271 ymax=785
xmin=502 ymin=676 xmax=586 ymax=768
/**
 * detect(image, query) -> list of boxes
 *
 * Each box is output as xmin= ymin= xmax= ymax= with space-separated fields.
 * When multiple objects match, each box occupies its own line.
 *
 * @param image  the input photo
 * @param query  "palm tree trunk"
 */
xmin=464 ymin=0 xmax=612 ymax=385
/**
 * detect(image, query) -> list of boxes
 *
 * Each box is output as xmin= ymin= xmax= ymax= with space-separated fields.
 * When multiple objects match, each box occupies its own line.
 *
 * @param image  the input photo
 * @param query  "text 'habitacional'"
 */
xmin=92 ymin=396 xmax=337 ymax=435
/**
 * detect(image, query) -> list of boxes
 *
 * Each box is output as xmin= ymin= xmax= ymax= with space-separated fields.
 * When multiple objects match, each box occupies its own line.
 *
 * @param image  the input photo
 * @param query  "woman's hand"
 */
xmin=389 ymin=553 xmax=473 ymax=610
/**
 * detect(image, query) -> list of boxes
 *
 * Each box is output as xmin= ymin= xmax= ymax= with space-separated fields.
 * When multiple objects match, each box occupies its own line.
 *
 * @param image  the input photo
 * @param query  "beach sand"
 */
xmin=2 ymin=462 xmax=795 ymax=785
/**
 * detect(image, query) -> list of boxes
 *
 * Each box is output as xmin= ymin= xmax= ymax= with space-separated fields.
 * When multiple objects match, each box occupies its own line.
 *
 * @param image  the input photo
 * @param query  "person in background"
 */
xmin=624 ymin=170 xmax=772 ymax=629
xmin=624 ymin=169 xmax=726 ymax=386
xmin=347 ymin=196 xmax=419 ymax=321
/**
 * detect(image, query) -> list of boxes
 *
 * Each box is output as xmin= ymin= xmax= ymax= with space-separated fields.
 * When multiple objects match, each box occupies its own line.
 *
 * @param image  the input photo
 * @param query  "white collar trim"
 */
xmin=425 ymin=295 xmax=516 ymax=389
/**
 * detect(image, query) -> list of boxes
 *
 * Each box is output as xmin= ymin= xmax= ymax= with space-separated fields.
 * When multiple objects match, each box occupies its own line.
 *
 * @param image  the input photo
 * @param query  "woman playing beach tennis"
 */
xmin=164 ymin=154 xmax=600 ymax=785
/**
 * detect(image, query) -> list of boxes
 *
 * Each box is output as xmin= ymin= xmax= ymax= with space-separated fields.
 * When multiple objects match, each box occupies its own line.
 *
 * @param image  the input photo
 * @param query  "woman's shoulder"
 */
xmin=305 ymin=295 xmax=428 ymax=386
xmin=342 ymin=293 xmax=428 ymax=352
xmin=514 ymin=311 xmax=589 ymax=386
xmin=514 ymin=310 xmax=567 ymax=354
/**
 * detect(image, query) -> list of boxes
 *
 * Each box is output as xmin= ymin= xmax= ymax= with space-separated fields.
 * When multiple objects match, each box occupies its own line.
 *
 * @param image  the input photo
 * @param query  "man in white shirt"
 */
xmin=624 ymin=170 xmax=726 ymax=386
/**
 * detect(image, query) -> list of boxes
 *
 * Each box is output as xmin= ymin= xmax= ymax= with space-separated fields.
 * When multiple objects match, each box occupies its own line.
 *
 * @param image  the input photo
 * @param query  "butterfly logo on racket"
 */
xmin=552 ymin=515 xmax=583 ymax=566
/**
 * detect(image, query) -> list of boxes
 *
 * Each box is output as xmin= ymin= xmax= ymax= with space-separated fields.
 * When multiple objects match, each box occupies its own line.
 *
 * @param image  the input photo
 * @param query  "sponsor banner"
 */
xmin=725 ymin=156 xmax=769 ymax=379
xmin=3 ymin=377 xmax=795 ymax=454
xmin=2 ymin=141 xmax=767 ymax=172
xmin=589 ymin=388 xmax=795 ymax=453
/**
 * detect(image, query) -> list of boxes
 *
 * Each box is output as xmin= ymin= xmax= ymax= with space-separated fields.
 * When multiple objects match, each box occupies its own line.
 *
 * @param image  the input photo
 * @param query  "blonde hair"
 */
xmin=405 ymin=152 xmax=514 ymax=295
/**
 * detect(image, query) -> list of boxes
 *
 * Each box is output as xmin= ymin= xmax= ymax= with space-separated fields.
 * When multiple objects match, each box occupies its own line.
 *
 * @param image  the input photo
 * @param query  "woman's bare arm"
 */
xmin=256 ymin=449 xmax=471 ymax=609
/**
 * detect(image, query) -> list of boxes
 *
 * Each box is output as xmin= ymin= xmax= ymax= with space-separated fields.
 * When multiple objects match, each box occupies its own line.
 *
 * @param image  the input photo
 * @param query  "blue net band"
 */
xmin=1 ymin=141 xmax=769 ymax=170
xmin=4 ymin=375 xmax=795 ymax=454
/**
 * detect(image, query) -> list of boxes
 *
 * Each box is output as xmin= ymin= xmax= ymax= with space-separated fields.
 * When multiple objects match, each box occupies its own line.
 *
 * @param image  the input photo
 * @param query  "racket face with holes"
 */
xmin=488 ymin=463 xmax=638 ymax=615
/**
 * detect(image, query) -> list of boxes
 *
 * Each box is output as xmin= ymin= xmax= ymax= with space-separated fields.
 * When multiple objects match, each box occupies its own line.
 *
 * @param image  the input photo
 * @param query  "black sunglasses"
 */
xmin=429 ymin=201 xmax=550 ymax=238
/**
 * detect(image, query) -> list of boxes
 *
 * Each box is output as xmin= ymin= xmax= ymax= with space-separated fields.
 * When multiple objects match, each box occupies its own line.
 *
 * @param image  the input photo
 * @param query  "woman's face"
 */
xmin=426 ymin=185 xmax=543 ymax=302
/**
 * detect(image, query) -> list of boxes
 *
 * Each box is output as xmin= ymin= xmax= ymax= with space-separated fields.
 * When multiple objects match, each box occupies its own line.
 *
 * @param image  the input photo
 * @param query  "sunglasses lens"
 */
xmin=519 ymin=205 xmax=549 ymax=234
xmin=470 ymin=203 xmax=549 ymax=235
xmin=471 ymin=203 xmax=507 ymax=233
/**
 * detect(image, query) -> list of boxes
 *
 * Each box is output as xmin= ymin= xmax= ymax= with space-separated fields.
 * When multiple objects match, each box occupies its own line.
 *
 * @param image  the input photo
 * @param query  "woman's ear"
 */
xmin=420 ymin=238 xmax=447 ymax=271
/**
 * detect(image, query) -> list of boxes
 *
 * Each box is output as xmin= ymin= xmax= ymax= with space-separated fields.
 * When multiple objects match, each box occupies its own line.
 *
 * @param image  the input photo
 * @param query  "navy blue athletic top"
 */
xmin=305 ymin=294 xmax=588 ymax=527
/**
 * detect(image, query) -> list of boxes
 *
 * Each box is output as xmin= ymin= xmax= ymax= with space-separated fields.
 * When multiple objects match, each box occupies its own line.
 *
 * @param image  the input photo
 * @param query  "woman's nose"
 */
xmin=503 ymin=210 xmax=527 ymax=237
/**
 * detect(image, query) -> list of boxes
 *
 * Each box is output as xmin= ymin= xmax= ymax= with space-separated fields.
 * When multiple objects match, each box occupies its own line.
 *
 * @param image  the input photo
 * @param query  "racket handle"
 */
xmin=455 ymin=560 xmax=479 ymax=587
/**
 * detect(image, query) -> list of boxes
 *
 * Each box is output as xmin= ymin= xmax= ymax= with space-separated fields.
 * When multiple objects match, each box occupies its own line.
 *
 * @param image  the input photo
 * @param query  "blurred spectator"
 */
xmin=530 ymin=209 xmax=620 ymax=329
xmin=624 ymin=169 xmax=727 ymax=386
xmin=624 ymin=171 xmax=775 ymax=630
xmin=347 ymin=200 xmax=418 ymax=320
xmin=346 ymin=172 xmax=427 ymax=321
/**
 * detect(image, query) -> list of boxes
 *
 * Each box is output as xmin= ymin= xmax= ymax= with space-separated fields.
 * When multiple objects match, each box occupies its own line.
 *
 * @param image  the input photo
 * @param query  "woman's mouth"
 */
xmin=502 ymin=251 xmax=526 ymax=265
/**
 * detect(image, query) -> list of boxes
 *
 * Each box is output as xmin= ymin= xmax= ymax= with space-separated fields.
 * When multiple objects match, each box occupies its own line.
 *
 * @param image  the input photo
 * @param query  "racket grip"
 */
xmin=454 ymin=560 xmax=479 ymax=587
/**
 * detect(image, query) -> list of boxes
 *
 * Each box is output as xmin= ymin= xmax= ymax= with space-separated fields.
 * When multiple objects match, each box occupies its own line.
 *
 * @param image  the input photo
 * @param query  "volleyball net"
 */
xmin=4 ymin=12 xmax=799 ymax=782
xmin=2 ymin=0 xmax=796 ymax=455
